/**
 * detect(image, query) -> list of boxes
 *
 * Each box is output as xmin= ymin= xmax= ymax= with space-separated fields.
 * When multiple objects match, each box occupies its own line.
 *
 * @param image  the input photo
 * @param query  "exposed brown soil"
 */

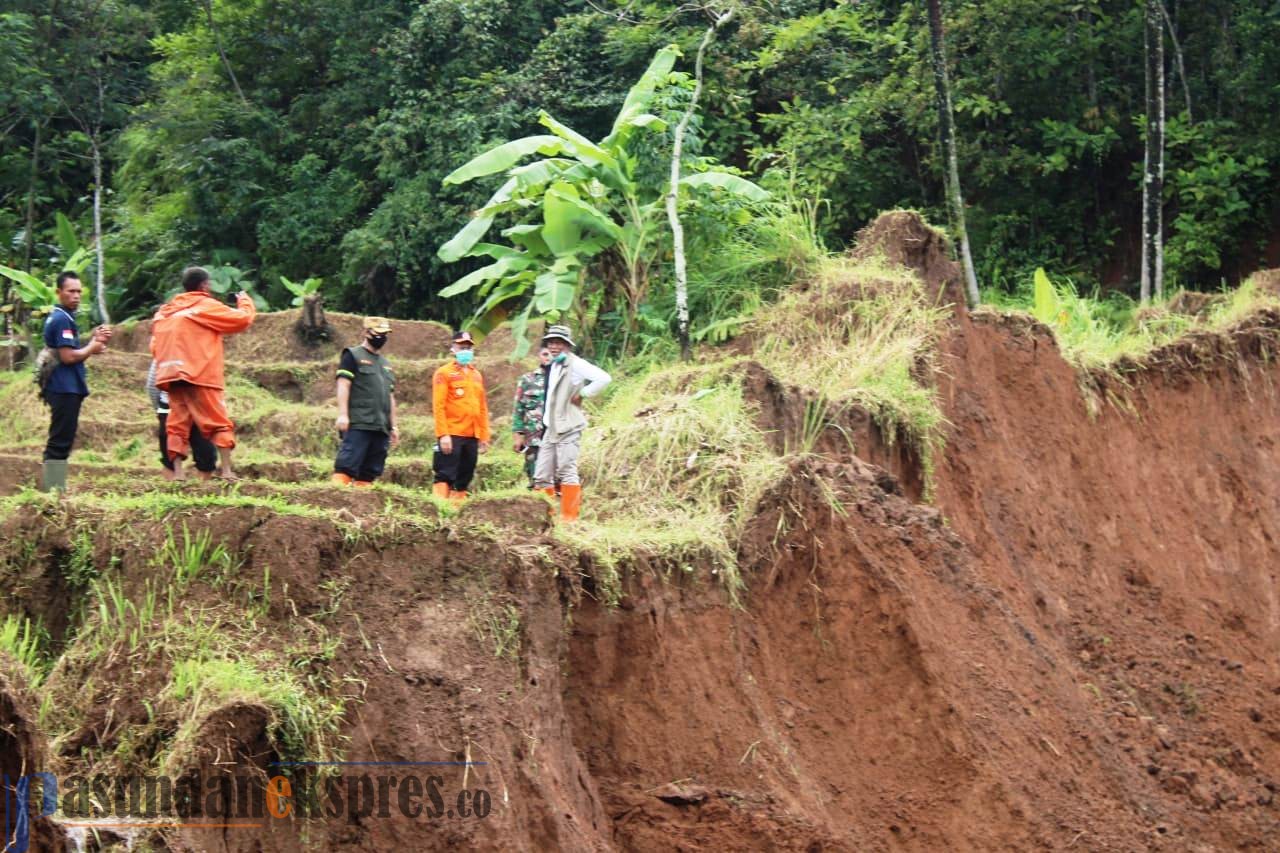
xmin=6 ymin=215 xmax=1280 ymax=851
xmin=561 ymin=303 xmax=1280 ymax=850
xmin=850 ymin=208 xmax=969 ymax=314
xmin=0 ymin=671 xmax=62 ymax=851
xmin=110 ymin=308 xmax=515 ymax=363
xmin=240 ymin=356 xmax=529 ymax=420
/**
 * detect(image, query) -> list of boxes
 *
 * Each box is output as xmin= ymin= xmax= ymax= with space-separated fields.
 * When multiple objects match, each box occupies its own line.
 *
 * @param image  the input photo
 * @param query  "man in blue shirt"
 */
xmin=41 ymin=271 xmax=111 ymax=492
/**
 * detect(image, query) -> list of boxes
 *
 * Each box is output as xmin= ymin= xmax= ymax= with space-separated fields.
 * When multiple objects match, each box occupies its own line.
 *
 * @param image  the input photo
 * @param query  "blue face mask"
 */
xmin=552 ymin=353 xmax=568 ymax=364
xmin=455 ymin=349 xmax=475 ymax=365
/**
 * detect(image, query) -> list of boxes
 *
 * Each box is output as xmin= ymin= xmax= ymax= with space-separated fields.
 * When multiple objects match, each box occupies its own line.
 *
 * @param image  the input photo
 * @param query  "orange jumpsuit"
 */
xmin=150 ymin=291 xmax=256 ymax=458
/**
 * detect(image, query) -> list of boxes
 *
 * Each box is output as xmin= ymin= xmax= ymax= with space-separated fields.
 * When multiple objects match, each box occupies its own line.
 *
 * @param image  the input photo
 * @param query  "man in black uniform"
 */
xmin=332 ymin=317 xmax=398 ymax=486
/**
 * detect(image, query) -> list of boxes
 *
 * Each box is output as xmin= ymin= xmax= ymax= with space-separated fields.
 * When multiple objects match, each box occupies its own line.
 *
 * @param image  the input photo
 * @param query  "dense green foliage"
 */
xmin=3 ymin=0 xmax=1279 ymax=335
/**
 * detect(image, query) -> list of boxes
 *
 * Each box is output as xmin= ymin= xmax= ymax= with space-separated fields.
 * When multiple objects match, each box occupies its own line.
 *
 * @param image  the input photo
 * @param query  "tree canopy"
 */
xmin=3 ymin=0 xmax=1279 ymax=334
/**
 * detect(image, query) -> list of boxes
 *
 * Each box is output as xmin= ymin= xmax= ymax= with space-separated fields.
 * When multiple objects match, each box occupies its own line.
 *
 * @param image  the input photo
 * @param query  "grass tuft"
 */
xmin=164 ymin=655 xmax=347 ymax=769
xmin=756 ymin=255 xmax=951 ymax=474
xmin=574 ymin=364 xmax=786 ymax=603
xmin=0 ymin=615 xmax=48 ymax=685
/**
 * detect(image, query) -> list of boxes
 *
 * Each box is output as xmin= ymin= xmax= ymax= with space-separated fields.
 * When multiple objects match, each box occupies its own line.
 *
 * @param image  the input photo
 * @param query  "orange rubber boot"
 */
xmin=448 ymin=490 xmax=468 ymax=505
xmin=331 ymin=472 xmax=353 ymax=486
xmin=559 ymin=483 xmax=582 ymax=522
xmin=538 ymin=486 xmax=556 ymax=516
xmin=433 ymin=482 xmax=451 ymax=499
xmin=353 ymin=480 xmax=374 ymax=488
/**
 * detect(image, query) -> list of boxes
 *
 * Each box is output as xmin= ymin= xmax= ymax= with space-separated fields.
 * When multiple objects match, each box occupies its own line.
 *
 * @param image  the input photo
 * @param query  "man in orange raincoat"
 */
xmin=431 ymin=330 xmax=490 ymax=501
xmin=151 ymin=267 xmax=256 ymax=481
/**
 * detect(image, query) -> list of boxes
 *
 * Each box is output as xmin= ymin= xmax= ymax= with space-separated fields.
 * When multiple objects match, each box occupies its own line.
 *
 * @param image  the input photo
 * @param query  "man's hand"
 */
xmin=389 ymin=427 xmax=400 ymax=448
xmin=513 ymin=433 xmax=526 ymax=453
xmin=336 ymin=414 xmax=350 ymax=432
xmin=439 ymin=435 xmax=453 ymax=455
xmin=479 ymin=441 xmax=490 ymax=455
xmin=570 ymin=393 xmax=583 ymax=406
xmin=88 ymin=337 xmax=108 ymax=355
xmin=93 ymin=325 xmax=113 ymax=342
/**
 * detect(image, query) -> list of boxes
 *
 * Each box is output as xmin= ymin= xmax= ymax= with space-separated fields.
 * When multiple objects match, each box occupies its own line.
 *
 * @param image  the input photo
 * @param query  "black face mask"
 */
xmin=367 ymin=333 xmax=388 ymax=350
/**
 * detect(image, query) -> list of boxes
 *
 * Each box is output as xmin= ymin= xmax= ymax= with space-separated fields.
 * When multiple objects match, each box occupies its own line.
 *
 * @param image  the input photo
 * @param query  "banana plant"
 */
xmin=437 ymin=44 xmax=767 ymax=354
xmin=0 ymin=212 xmax=96 ymax=316
xmin=280 ymin=275 xmax=324 ymax=307
xmin=0 ymin=265 xmax=58 ymax=315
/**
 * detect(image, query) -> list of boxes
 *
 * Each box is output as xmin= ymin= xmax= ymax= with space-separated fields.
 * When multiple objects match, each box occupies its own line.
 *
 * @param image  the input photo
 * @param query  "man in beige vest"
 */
xmin=533 ymin=325 xmax=611 ymax=521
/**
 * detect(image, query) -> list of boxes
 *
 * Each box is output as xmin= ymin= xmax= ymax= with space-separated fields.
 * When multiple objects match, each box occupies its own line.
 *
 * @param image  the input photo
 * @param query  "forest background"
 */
xmin=3 ymin=0 xmax=1278 ymax=352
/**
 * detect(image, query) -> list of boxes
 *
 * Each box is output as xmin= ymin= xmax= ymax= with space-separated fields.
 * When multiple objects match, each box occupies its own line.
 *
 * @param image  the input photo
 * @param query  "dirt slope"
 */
xmin=3 ymin=219 xmax=1278 ymax=852
xmin=562 ymin=305 xmax=1279 ymax=851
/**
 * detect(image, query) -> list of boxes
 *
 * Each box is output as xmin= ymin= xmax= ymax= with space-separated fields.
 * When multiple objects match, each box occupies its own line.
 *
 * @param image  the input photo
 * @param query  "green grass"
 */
xmin=0 ymin=370 xmax=46 ymax=439
xmin=756 ymin=255 xmax=951 ymax=475
xmin=77 ymin=489 xmax=335 ymax=520
xmin=1201 ymin=276 xmax=1280 ymax=330
xmin=0 ymin=614 xmax=48 ymax=685
xmin=574 ymin=362 xmax=786 ymax=603
xmin=466 ymin=591 xmax=522 ymax=661
xmin=982 ymin=269 xmax=1280 ymax=372
xmin=551 ymin=253 xmax=959 ymax=600
xmin=556 ymin=515 xmax=737 ymax=606
xmin=34 ymin=526 xmax=354 ymax=777
xmin=159 ymin=523 xmax=237 ymax=586
xmin=164 ymin=654 xmax=348 ymax=771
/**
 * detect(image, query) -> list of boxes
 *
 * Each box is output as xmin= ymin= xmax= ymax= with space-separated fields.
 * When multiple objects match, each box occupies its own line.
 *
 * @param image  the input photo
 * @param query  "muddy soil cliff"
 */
xmin=564 ymin=309 xmax=1280 ymax=851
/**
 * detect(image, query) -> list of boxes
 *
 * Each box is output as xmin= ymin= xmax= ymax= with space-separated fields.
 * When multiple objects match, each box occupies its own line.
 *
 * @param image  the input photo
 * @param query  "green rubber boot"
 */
xmin=41 ymin=459 xmax=68 ymax=494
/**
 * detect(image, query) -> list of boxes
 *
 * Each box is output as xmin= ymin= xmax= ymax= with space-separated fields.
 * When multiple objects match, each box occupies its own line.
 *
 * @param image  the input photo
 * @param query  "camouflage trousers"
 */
xmin=523 ymin=445 xmax=539 ymax=487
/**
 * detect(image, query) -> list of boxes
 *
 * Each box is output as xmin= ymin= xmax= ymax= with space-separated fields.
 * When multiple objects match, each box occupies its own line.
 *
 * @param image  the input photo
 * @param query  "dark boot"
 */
xmin=41 ymin=459 xmax=68 ymax=494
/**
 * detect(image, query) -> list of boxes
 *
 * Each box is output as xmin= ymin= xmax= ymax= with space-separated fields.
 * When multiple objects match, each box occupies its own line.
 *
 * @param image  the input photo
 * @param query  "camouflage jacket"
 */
xmin=511 ymin=368 xmax=546 ymax=448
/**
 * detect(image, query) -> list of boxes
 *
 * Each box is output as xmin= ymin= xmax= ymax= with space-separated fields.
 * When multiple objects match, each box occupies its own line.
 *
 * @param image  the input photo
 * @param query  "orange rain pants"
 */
xmin=166 ymin=383 xmax=235 ymax=459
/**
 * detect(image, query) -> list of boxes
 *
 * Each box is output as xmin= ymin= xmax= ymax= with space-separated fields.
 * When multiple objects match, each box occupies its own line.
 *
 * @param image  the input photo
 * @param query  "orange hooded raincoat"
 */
xmin=151 ymin=291 xmax=256 ymax=390
xmin=151 ymin=291 xmax=255 ymax=458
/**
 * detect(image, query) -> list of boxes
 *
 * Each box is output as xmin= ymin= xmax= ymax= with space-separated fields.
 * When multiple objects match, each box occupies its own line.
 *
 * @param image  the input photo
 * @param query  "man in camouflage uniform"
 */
xmin=511 ymin=347 xmax=551 ymax=488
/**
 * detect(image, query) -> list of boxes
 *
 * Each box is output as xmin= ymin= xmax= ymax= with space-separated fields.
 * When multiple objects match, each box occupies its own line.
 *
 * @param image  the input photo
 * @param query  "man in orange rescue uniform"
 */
xmin=431 ymin=330 xmax=490 ymax=501
xmin=151 ymin=266 xmax=256 ymax=481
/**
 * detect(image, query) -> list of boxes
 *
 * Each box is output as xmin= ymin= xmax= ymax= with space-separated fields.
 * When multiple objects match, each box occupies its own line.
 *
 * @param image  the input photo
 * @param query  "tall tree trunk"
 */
xmin=202 ymin=0 xmax=249 ymax=107
xmin=90 ymin=71 xmax=110 ymax=325
xmin=12 ymin=120 xmax=45 ymax=368
xmin=91 ymin=136 xmax=110 ymax=324
xmin=667 ymin=5 xmax=734 ymax=362
xmin=1160 ymin=1 xmax=1192 ymax=122
xmin=925 ymin=0 xmax=980 ymax=308
xmin=22 ymin=120 xmax=43 ymax=272
xmin=1141 ymin=0 xmax=1165 ymax=303
xmin=1083 ymin=6 xmax=1098 ymax=110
